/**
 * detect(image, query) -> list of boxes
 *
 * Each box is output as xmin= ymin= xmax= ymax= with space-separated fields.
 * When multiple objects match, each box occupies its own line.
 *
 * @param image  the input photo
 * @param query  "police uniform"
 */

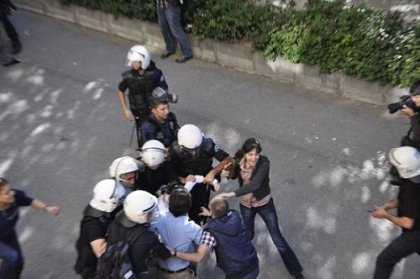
xmin=140 ymin=112 xmax=179 ymax=148
xmin=118 ymin=61 xmax=168 ymax=147
xmin=373 ymin=180 xmax=420 ymax=278
xmin=169 ymin=138 xmax=229 ymax=224
xmin=106 ymin=211 xmax=160 ymax=277
xmin=74 ymin=205 xmax=115 ymax=279
xmin=136 ymin=161 xmax=178 ymax=196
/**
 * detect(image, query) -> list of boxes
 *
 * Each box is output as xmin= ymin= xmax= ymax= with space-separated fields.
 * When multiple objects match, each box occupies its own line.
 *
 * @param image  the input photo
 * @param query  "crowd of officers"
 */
xmin=75 ymin=44 xmax=276 ymax=279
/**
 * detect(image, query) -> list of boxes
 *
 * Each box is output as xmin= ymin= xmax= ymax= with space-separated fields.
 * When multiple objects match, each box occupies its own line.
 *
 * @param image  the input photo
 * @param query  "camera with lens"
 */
xmin=156 ymin=182 xmax=183 ymax=196
xmin=151 ymin=87 xmax=178 ymax=104
xmin=387 ymin=95 xmax=417 ymax=114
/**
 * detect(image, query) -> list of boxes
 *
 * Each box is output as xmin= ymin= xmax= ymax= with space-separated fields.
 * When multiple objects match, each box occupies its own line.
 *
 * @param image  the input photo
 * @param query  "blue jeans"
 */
xmin=241 ymin=265 xmax=259 ymax=279
xmin=0 ymin=238 xmax=24 ymax=279
xmin=157 ymin=4 xmax=192 ymax=58
xmin=240 ymin=198 xmax=303 ymax=276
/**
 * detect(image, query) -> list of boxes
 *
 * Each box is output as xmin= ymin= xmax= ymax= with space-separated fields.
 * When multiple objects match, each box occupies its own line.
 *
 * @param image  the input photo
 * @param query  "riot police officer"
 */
xmin=117 ymin=45 xmax=177 ymax=149
xmin=74 ymin=179 xmax=125 ymax=279
xmin=169 ymin=124 xmax=232 ymax=224
xmin=137 ymin=140 xmax=178 ymax=195
xmin=103 ymin=190 xmax=160 ymax=278
xmin=108 ymin=156 xmax=141 ymax=200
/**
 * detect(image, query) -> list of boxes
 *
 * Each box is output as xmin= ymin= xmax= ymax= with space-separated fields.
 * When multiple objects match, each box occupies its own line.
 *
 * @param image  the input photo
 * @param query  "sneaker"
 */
xmin=160 ymin=51 xmax=175 ymax=59
xmin=175 ymin=56 xmax=193 ymax=63
xmin=3 ymin=58 xmax=20 ymax=67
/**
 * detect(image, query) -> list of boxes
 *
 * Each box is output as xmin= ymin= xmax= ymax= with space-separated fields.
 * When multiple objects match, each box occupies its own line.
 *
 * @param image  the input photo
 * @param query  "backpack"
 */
xmin=95 ymin=228 xmax=143 ymax=279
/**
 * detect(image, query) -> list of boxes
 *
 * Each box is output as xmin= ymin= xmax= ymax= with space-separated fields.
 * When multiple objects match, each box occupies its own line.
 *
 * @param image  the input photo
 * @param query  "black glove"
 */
xmin=152 ymin=242 xmax=172 ymax=260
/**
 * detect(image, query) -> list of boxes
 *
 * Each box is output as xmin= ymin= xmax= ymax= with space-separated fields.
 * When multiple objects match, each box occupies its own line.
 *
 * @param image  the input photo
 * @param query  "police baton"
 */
xmin=128 ymin=121 xmax=136 ymax=149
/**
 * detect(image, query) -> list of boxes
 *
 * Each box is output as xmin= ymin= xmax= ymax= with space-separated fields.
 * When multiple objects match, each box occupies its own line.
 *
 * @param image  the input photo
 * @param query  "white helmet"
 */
xmin=141 ymin=140 xmax=166 ymax=170
xmin=109 ymin=156 xmax=140 ymax=180
xmin=126 ymin=45 xmax=151 ymax=69
xmin=178 ymin=124 xmax=203 ymax=149
xmin=90 ymin=179 xmax=125 ymax=212
xmin=123 ymin=190 xmax=158 ymax=224
xmin=389 ymin=146 xmax=420 ymax=178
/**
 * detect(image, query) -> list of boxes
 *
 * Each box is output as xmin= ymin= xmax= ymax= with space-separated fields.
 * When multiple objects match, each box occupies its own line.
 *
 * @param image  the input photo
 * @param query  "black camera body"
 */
xmin=387 ymin=95 xmax=417 ymax=114
xmin=156 ymin=182 xmax=183 ymax=196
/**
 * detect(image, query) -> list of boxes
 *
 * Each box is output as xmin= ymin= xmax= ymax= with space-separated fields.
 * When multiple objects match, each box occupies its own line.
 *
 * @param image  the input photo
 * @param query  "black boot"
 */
xmin=12 ymin=40 xmax=22 ymax=55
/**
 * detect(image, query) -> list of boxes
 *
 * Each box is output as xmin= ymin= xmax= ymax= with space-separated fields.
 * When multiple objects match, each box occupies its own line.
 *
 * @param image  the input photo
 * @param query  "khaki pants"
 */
xmin=155 ymin=267 xmax=195 ymax=279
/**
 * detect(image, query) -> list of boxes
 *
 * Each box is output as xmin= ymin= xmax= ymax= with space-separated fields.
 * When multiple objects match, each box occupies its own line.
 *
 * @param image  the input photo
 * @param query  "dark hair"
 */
xmin=150 ymin=98 xmax=169 ymax=109
xmin=235 ymin=138 xmax=262 ymax=160
xmin=410 ymin=80 xmax=420 ymax=96
xmin=0 ymin=177 xmax=9 ymax=189
xmin=210 ymin=198 xmax=229 ymax=219
xmin=169 ymin=188 xmax=192 ymax=217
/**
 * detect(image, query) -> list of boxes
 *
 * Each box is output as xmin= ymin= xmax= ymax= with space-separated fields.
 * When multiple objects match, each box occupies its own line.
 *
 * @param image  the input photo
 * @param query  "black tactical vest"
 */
xmin=122 ymin=67 xmax=162 ymax=117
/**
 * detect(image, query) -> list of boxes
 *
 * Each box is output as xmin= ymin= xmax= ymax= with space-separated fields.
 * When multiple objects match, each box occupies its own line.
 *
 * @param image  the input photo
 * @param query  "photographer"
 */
xmin=390 ymin=80 xmax=420 ymax=148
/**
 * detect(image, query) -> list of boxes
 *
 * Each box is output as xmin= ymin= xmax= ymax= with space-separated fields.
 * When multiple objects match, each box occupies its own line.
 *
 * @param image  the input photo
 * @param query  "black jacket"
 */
xmin=106 ymin=212 xmax=159 ymax=278
xmin=232 ymin=155 xmax=271 ymax=200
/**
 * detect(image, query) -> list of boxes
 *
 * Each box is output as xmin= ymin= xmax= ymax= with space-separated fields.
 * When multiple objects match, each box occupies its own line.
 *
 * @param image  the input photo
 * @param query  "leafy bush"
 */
xmin=60 ymin=0 xmax=419 ymax=87
xmin=190 ymin=0 xmax=256 ymax=42
xmin=265 ymin=0 xmax=419 ymax=86
xmin=61 ymin=0 xmax=157 ymax=21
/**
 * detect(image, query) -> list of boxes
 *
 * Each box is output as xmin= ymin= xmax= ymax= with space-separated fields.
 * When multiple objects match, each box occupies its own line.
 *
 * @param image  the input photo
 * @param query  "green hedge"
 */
xmin=60 ymin=0 xmax=419 ymax=87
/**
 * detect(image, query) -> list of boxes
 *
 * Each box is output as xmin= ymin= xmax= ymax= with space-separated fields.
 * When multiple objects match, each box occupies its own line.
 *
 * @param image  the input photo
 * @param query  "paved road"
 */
xmin=1 ymin=10 xmax=418 ymax=279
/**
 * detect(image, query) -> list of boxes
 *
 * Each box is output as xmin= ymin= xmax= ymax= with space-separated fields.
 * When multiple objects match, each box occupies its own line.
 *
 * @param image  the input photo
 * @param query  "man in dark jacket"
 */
xmin=174 ymin=196 xmax=259 ymax=279
xmin=399 ymin=80 xmax=420 ymax=148
xmin=140 ymin=90 xmax=179 ymax=148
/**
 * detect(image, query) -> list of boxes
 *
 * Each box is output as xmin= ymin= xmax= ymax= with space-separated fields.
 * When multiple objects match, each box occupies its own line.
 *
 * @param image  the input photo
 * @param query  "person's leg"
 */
xmin=373 ymin=232 xmax=420 ymax=279
xmin=164 ymin=4 xmax=192 ymax=59
xmin=0 ymin=23 xmax=19 ymax=66
xmin=240 ymin=204 xmax=257 ymax=240
xmin=0 ymin=240 xmax=23 ymax=279
xmin=0 ymin=13 xmax=21 ymax=54
xmin=257 ymin=198 xmax=303 ymax=276
xmin=239 ymin=265 xmax=259 ymax=279
xmin=157 ymin=6 xmax=175 ymax=55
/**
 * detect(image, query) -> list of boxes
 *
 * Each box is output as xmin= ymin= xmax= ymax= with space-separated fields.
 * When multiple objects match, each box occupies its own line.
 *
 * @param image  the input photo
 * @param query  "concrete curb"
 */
xmin=15 ymin=0 xmax=408 ymax=105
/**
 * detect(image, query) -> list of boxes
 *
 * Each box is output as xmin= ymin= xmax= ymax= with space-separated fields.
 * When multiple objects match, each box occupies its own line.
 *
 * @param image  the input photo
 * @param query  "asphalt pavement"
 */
xmin=0 ymin=10 xmax=418 ymax=279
